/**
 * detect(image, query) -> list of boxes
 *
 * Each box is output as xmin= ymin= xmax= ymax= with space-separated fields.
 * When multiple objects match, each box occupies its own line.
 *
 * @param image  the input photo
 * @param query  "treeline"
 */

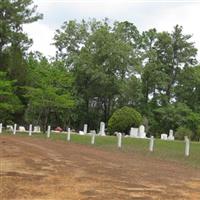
xmin=1 ymin=0 xmax=200 ymax=139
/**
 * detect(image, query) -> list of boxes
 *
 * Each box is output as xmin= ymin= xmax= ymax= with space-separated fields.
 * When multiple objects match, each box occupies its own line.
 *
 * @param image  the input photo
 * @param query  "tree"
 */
xmin=0 ymin=72 xmax=22 ymax=123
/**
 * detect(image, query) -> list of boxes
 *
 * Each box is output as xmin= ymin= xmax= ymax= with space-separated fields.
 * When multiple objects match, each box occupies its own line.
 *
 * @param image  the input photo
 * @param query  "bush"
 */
xmin=175 ymin=126 xmax=193 ymax=140
xmin=108 ymin=106 xmax=142 ymax=134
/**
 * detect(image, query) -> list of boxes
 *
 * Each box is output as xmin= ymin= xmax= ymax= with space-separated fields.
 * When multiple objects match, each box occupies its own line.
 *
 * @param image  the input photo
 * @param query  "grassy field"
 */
xmin=1 ymin=131 xmax=200 ymax=168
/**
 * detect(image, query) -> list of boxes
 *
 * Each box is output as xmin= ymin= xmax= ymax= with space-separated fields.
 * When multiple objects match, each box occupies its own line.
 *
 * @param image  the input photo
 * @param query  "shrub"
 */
xmin=108 ymin=106 xmax=142 ymax=134
xmin=175 ymin=126 xmax=193 ymax=140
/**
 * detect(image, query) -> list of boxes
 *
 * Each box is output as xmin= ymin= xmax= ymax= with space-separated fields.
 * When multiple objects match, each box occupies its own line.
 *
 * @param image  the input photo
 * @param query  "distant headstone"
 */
xmin=83 ymin=124 xmax=88 ymax=134
xmin=79 ymin=131 xmax=85 ymax=135
xmin=7 ymin=125 xmax=13 ymax=131
xmin=138 ymin=125 xmax=146 ymax=138
xmin=161 ymin=133 xmax=168 ymax=140
xmin=33 ymin=126 xmax=41 ymax=133
xmin=0 ymin=123 xmax=2 ymax=134
xmin=13 ymin=124 xmax=17 ymax=135
xmin=168 ymin=129 xmax=175 ymax=140
xmin=18 ymin=126 xmax=26 ymax=132
xmin=29 ymin=124 xmax=32 ymax=136
xmin=99 ymin=122 xmax=106 ymax=136
xmin=130 ymin=127 xmax=138 ymax=137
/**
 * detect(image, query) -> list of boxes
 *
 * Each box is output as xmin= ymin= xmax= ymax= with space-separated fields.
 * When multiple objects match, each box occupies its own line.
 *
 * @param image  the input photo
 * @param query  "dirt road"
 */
xmin=0 ymin=135 xmax=200 ymax=200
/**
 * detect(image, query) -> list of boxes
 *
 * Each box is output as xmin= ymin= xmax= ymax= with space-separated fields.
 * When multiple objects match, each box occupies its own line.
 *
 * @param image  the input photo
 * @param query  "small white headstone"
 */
xmin=7 ymin=125 xmax=13 ymax=131
xmin=0 ymin=123 xmax=2 ymax=134
xmin=138 ymin=125 xmax=146 ymax=138
xmin=47 ymin=125 xmax=51 ymax=138
xmin=67 ymin=128 xmax=71 ymax=141
xmin=149 ymin=136 xmax=154 ymax=152
xmin=161 ymin=133 xmax=168 ymax=140
xmin=33 ymin=126 xmax=41 ymax=133
xmin=168 ymin=129 xmax=175 ymax=140
xmin=79 ymin=131 xmax=85 ymax=135
xmin=99 ymin=122 xmax=106 ymax=136
xmin=29 ymin=124 xmax=32 ymax=136
xmin=13 ymin=124 xmax=17 ymax=135
xmin=130 ymin=127 xmax=138 ymax=137
xmin=19 ymin=126 xmax=26 ymax=132
xmin=83 ymin=124 xmax=88 ymax=134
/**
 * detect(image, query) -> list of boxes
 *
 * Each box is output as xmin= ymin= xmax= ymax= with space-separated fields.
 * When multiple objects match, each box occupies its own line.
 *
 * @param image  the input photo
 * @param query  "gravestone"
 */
xmin=130 ymin=127 xmax=138 ymax=137
xmin=138 ymin=125 xmax=146 ymax=138
xmin=79 ymin=131 xmax=85 ymax=135
xmin=99 ymin=122 xmax=106 ymax=136
xmin=0 ymin=123 xmax=2 ymax=134
xmin=33 ymin=126 xmax=41 ymax=133
xmin=161 ymin=133 xmax=168 ymax=140
xmin=83 ymin=124 xmax=88 ymax=134
xmin=29 ymin=124 xmax=32 ymax=136
xmin=168 ymin=129 xmax=175 ymax=140
xmin=7 ymin=125 xmax=13 ymax=131
xmin=19 ymin=126 xmax=26 ymax=132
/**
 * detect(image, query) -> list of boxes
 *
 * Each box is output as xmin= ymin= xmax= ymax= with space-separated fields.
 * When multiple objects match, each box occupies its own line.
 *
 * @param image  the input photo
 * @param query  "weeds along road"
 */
xmin=0 ymin=135 xmax=200 ymax=200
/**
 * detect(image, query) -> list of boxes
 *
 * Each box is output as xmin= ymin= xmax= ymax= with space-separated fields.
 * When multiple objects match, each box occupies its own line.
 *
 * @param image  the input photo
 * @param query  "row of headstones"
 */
xmin=0 ymin=123 xmax=190 ymax=156
xmin=1 ymin=124 xmax=41 ymax=133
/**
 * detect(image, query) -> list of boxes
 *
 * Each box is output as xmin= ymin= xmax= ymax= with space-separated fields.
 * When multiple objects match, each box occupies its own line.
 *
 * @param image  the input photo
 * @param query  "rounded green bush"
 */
xmin=108 ymin=106 xmax=142 ymax=134
xmin=175 ymin=126 xmax=193 ymax=140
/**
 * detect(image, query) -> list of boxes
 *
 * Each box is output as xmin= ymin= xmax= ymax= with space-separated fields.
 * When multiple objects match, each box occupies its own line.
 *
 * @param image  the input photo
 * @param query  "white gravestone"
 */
xmin=83 ymin=124 xmax=88 ymax=134
xmin=79 ymin=131 xmax=85 ymax=135
xmin=19 ymin=126 xmax=26 ymax=132
xmin=91 ymin=130 xmax=96 ymax=145
xmin=33 ymin=126 xmax=41 ymax=133
xmin=161 ymin=134 xmax=168 ymax=140
xmin=29 ymin=124 xmax=32 ymax=136
xmin=149 ymin=136 xmax=154 ymax=152
xmin=13 ymin=124 xmax=17 ymax=135
xmin=185 ymin=136 xmax=190 ymax=157
xmin=168 ymin=129 xmax=175 ymax=140
xmin=0 ymin=123 xmax=2 ymax=134
xmin=138 ymin=125 xmax=146 ymax=138
xmin=7 ymin=125 xmax=13 ymax=131
xmin=99 ymin=122 xmax=106 ymax=136
xmin=130 ymin=127 xmax=138 ymax=138
xmin=67 ymin=128 xmax=71 ymax=141
xmin=47 ymin=125 xmax=51 ymax=138
xmin=117 ymin=132 xmax=122 ymax=148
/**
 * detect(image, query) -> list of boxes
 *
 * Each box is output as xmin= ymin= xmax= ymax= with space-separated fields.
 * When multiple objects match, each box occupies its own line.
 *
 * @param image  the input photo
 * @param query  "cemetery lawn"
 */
xmin=1 ymin=134 xmax=200 ymax=200
xmin=3 ymin=132 xmax=200 ymax=168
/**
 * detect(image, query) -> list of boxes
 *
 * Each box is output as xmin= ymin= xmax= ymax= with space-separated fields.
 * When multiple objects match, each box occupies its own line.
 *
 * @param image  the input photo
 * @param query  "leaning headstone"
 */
xmin=13 ymin=124 xmax=17 ymax=135
xmin=91 ymin=130 xmax=96 ymax=145
xmin=19 ymin=126 xmax=26 ymax=132
xmin=185 ymin=136 xmax=190 ymax=157
xmin=130 ymin=127 xmax=138 ymax=137
xmin=161 ymin=133 xmax=168 ymax=140
xmin=168 ymin=129 xmax=175 ymax=140
xmin=117 ymin=132 xmax=122 ymax=148
xmin=149 ymin=136 xmax=154 ymax=152
xmin=47 ymin=125 xmax=51 ymax=138
xmin=83 ymin=124 xmax=88 ymax=134
xmin=29 ymin=124 xmax=32 ymax=136
xmin=99 ymin=122 xmax=106 ymax=136
xmin=138 ymin=125 xmax=146 ymax=138
xmin=67 ymin=128 xmax=71 ymax=141
xmin=0 ymin=123 xmax=2 ymax=134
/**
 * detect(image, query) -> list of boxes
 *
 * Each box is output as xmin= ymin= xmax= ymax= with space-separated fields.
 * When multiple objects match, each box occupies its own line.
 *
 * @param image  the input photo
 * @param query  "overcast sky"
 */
xmin=23 ymin=0 xmax=200 ymax=59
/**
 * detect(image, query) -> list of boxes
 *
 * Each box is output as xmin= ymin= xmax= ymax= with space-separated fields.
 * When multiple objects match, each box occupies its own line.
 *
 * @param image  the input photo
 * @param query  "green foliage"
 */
xmin=0 ymin=72 xmax=22 ymax=123
xmin=175 ymin=127 xmax=193 ymax=140
xmin=108 ymin=106 xmax=142 ymax=134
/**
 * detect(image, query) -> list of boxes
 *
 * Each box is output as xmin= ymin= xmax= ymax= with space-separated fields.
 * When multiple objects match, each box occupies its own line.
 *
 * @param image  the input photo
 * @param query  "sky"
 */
xmin=23 ymin=0 xmax=200 ymax=59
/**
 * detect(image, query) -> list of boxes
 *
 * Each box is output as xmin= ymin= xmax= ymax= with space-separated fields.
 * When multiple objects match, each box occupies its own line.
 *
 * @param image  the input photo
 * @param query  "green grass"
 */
xmin=1 ymin=131 xmax=200 ymax=168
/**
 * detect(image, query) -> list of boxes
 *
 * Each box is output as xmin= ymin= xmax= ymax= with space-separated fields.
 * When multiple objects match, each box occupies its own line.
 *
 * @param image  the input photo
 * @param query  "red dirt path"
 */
xmin=0 ymin=135 xmax=200 ymax=200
